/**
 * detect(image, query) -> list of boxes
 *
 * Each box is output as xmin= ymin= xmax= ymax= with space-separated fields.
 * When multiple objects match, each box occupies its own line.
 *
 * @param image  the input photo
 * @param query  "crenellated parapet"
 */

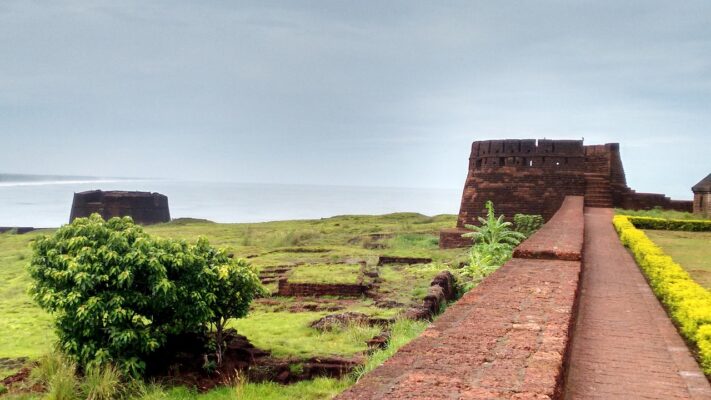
xmin=470 ymin=139 xmax=586 ymax=170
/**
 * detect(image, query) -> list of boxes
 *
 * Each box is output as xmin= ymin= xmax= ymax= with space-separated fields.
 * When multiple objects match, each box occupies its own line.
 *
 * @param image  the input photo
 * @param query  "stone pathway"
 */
xmin=564 ymin=207 xmax=711 ymax=399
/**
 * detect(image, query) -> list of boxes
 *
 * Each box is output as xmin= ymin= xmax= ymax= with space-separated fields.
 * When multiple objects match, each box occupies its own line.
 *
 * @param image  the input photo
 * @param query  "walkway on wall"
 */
xmin=564 ymin=208 xmax=711 ymax=399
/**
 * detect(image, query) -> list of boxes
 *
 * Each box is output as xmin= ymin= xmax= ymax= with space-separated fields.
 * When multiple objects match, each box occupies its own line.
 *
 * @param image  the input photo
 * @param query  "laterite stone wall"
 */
xmin=337 ymin=196 xmax=585 ymax=399
xmin=276 ymin=279 xmax=367 ymax=297
xmin=441 ymin=139 xmax=691 ymax=248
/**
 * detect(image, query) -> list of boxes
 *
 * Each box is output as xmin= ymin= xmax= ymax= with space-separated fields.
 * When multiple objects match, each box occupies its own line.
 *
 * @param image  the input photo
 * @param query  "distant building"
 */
xmin=692 ymin=174 xmax=711 ymax=218
xmin=70 ymin=190 xmax=170 ymax=225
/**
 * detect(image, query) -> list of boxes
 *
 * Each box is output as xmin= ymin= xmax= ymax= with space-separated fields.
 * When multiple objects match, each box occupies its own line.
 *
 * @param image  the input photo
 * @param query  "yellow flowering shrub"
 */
xmin=613 ymin=215 xmax=711 ymax=374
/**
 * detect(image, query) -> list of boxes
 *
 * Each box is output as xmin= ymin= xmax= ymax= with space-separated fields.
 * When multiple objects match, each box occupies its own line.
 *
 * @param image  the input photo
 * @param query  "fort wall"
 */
xmin=442 ymin=139 xmax=692 ymax=248
xmin=337 ymin=196 xmax=584 ymax=399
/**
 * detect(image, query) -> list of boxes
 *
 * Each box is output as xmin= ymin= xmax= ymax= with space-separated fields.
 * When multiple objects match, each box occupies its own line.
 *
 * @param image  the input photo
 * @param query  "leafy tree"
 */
xmin=28 ymin=214 xmax=262 ymax=376
xmin=193 ymin=238 xmax=263 ymax=366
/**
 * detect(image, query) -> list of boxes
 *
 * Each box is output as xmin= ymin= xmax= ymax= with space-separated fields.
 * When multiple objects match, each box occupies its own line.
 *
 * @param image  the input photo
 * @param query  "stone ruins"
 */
xmin=693 ymin=173 xmax=711 ymax=218
xmin=440 ymin=139 xmax=692 ymax=248
xmin=69 ymin=190 xmax=170 ymax=225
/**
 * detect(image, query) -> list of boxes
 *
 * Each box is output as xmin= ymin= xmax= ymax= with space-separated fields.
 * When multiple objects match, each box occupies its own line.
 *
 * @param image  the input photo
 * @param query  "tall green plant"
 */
xmin=462 ymin=201 xmax=526 ymax=247
xmin=460 ymin=201 xmax=526 ymax=288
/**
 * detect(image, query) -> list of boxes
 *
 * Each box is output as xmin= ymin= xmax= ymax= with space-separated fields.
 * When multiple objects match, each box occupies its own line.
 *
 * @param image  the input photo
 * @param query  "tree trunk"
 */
xmin=215 ymin=318 xmax=224 ymax=367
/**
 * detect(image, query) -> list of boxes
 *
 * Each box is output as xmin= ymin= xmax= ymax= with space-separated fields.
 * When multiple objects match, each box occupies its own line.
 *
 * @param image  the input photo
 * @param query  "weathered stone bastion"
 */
xmin=693 ymin=173 xmax=711 ymax=218
xmin=69 ymin=190 xmax=170 ymax=225
xmin=440 ymin=139 xmax=692 ymax=248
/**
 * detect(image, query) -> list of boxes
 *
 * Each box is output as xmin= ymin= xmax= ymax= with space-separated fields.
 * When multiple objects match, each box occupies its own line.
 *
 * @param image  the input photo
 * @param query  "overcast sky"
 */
xmin=1 ymin=1 xmax=709 ymax=199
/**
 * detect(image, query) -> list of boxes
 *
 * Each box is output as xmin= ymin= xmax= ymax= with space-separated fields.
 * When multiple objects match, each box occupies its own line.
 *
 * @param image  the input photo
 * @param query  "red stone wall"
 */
xmin=276 ymin=279 xmax=367 ymax=297
xmin=337 ymin=197 xmax=585 ymax=399
xmin=455 ymin=167 xmax=586 ymax=228
xmin=441 ymin=139 xmax=691 ymax=249
xmin=620 ymin=192 xmax=692 ymax=212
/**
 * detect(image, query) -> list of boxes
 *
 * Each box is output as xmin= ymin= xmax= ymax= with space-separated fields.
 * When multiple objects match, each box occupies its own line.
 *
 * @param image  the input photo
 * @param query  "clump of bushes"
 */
xmin=623 ymin=215 xmax=711 ymax=232
xmin=514 ymin=214 xmax=544 ymax=237
xmin=28 ymin=214 xmax=263 ymax=376
xmin=460 ymin=201 xmax=526 ymax=289
xmin=613 ymin=215 xmax=711 ymax=374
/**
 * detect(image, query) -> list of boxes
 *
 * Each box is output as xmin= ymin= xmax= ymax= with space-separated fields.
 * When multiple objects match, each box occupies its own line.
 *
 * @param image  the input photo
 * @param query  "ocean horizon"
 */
xmin=0 ymin=178 xmax=461 ymax=228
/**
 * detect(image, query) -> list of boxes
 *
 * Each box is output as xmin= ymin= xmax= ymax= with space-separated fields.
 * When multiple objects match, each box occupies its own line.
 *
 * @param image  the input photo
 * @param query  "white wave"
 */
xmin=0 ymin=179 xmax=138 ymax=188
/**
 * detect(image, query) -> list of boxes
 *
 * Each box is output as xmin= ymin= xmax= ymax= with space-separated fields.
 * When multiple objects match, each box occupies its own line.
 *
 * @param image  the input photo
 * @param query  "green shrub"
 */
xmin=513 ymin=214 xmax=544 ymax=237
xmin=623 ymin=216 xmax=711 ymax=232
xmin=462 ymin=201 xmax=526 ymax=247
xmin=28 ymin=214 xmax=263 ymax=376
xmin=460 ymin=201 xmax=524 ymax=289
xmin=613 ymin=215 xmax=711 ymax=374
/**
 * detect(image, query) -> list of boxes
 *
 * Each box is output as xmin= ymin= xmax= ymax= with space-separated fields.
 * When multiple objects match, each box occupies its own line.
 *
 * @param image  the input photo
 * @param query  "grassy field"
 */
xmin=0 ymin=212 xmax=464 ymax=398
xmin=644 ymin=230 xmax=711 ymax=289
xmin=288 ymin=264 xmax=362 ymax=285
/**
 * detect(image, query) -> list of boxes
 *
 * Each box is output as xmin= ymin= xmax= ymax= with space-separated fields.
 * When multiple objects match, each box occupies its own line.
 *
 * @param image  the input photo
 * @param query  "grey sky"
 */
xmin=1 ymin=1 xmax=709 ymax=199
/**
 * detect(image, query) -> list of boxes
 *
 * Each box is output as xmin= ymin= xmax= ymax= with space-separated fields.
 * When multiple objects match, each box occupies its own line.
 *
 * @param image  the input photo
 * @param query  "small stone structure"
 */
xmin=405 ymin=270 xmax=457 ymax=320
xmin=276 ymin=279 xmax=369 ymax=297
xmin=69 ymin=190 xmax=170 ymax=225
xmin=693 ymin=174 xmax=711 ymax=218
xmin=440 ymin=139 xmax=692 ymax=248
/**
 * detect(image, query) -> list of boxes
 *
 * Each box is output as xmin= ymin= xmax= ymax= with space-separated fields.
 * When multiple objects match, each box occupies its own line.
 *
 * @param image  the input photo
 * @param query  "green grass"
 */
xmin=644 ymin=230 xmax=711 ymax=289
xmin=354 ymin=318 xmax=429 ymax=380
xmin=0 ymin=231 xmax=55 ymax=360
xmin=160 ymin=377 xmax=352 ymax=400
xmin=230 ymin=311 xmax=380 ymax=358
xmin=616 ymin=208 xmax=705 ymax=220
xmin=0 ymin=213 xmax=463 ymax=398
xmin=377 ymin=263 xmax=449 ymax=304
xmin=288 ymin=264 xmax=362 ymax=285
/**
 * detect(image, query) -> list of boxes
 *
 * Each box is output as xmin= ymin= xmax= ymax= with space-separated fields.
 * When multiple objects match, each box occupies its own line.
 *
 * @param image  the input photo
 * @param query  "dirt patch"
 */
xmin=2 ymin=367 xmax=31 ymax=387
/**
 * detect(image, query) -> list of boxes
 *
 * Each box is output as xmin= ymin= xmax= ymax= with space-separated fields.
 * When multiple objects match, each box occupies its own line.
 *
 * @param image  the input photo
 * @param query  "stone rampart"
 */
xmin=441 ymin=139 xmax=691 ymax=248
xmin=69 ymin=190 xmax=170 ymax=225
xmin=513 ymin=196 xmax=585 ymax=261
xmin=338 ymin=197 xmax=584 ymax=399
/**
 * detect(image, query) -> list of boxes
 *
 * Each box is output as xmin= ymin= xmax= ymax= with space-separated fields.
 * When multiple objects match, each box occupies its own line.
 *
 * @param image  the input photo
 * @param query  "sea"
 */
xmin=0 ymin=179 xmax=461 ymax=228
